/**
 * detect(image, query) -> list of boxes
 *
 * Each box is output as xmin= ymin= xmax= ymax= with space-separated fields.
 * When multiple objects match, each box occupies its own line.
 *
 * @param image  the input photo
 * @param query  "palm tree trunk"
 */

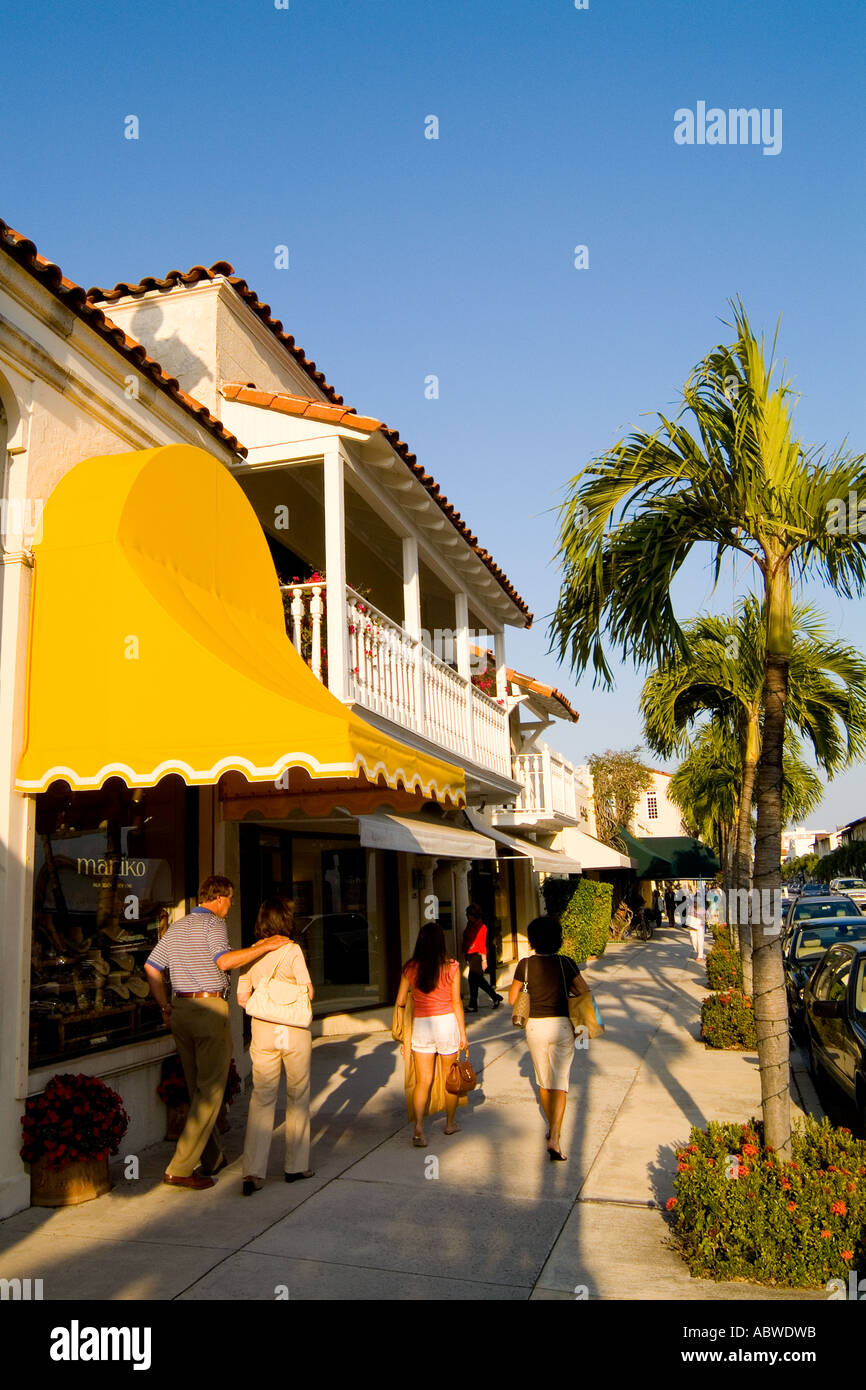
xmin=753 ymin=565 xmax=792 ymax=1158
xmin=734 ymin=707 xmax=760 ymax=992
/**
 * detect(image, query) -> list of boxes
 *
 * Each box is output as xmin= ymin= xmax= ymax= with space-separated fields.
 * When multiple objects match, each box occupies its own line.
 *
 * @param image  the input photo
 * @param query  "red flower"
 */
xmin=831 ymin=1201 xmax=847 ymax=1216
xmin=847 ymin=1183 xmax=856 ymax=1193
xmin=742 ymin=1143 xmax=759 ymax=1156
xmin=842 ymin=1250 xmax=853 ymax=1261
xmin=677 ymin=1162 xmax=689 ymax=1173
xmin=666 ymin=1197 xmax=677 ymax=1211
xmin=787 ymin=1202 xmax=797 ymax=1212
xmin=820 ymin=1230 xmax=832 ymax=1239
xmin=781 ymin=1180 xmax=791 ymax=1191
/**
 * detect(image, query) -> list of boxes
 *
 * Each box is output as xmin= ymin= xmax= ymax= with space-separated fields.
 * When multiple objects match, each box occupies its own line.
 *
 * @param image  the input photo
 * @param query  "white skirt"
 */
xmin=525 ymin=1016 xmax=575 ymax=1091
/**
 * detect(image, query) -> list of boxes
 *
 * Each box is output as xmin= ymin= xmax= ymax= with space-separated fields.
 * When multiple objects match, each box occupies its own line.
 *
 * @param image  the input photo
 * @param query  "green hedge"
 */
xmin=541 ymin=878 xmax=611 ymax=962
xmin=668 ymin=1116 xmax=866 ymax=1285
xmin=701 ymin=991 xmax=757 ymax=1049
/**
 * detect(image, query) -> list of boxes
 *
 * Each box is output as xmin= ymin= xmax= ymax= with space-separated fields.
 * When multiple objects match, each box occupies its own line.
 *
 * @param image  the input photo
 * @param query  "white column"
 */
xmin=402 ymin=536 xmax=425 ymax=732
xmin=494 ymin=629 xmax=508 ymax=699
xmin=455 ymin=590 xmax=476 ymax=761
xmin=324 ymin=444 xmax=349 ymax=701
xmin=453 ymin=859 xmax=471 ymax=943
xmin=0 ymin=547 xmax=37 ymax=1217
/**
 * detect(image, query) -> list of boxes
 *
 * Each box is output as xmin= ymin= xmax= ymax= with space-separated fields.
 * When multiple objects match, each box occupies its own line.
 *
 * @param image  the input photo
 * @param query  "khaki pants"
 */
xmin=242 ymin=1019 xmax=311 ymax=1178
xmin=167 ymin=996 xmax=231 ymax=1178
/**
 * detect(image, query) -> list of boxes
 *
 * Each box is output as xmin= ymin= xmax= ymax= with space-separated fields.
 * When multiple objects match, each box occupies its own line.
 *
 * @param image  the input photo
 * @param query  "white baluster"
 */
xmin=291 ymin=587 xmax=305 ymax=653
xmin=310 ymin=586 xmax=324 ymax=681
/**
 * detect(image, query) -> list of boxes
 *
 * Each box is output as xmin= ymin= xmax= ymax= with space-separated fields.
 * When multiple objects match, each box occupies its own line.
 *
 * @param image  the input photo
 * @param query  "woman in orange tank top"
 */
xmin=394 ymin=922 xmax=468 ymax=1146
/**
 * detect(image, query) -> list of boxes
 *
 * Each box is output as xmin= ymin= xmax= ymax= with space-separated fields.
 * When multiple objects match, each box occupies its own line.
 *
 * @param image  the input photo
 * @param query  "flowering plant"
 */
xmin=700 ymin=989 xmax=756 ymax=1049
xmin=157 ymin=1054 xmax=241 ymax=1108
xmin=668 ymin=1116 xmax=866 ymax=1285
xmin=20 ymin=1073 xmax=129 ymax=1171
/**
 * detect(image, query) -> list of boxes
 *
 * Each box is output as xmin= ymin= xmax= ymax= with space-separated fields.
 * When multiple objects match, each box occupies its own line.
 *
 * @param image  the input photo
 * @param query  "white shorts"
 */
xmin=525 ymin=1016 xmax=575 ymax=1092
xmin=411 ymin=1013 xmax=460 ymax=1055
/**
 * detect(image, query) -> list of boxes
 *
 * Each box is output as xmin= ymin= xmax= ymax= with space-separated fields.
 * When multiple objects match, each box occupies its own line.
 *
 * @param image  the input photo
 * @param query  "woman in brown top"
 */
xmin=508 ymin=915 xmax=589 ymax=1161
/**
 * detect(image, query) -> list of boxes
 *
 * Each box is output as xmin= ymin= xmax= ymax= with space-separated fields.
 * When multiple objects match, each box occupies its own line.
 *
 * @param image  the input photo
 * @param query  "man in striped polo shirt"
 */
xmin=145 ymin=875 xmax=291 ymax=1189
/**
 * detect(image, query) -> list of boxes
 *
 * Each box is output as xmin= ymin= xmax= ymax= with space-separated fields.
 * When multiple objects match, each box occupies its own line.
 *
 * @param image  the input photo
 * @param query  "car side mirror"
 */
xmin=811 ymin=999 xmax=844 ymax=1019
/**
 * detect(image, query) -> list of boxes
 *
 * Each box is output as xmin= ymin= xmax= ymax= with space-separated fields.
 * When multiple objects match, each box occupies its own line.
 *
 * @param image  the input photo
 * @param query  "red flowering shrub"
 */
xmin=700 ymin=990 xmax=757 ymax=1049
xmin=705 ymin=937 xmax=744 ymax=992
xmin=20 ymin=1074 xmax=129 ymax=1171
xmin=668 ymin=1116 xmax=866 ymax=1285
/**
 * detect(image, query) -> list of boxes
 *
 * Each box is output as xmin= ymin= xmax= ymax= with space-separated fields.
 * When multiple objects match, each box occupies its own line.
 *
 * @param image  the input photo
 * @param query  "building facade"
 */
xmin=0 ymin=221 xmax=544 ymax=1215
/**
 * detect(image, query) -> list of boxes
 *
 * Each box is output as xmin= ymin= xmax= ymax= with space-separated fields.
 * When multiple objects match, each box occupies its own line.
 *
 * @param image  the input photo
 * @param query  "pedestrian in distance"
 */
xmin=237 ymin=897 xmax=315 ymax=1195
xmin=462 ymin=903 xmax=503 ymax=1011
xmin=650 ymin=887 xmax=663 ymax=933
xmin=144 ymin=875 xmax=292 ymax=1190
xmin=394 ymin=922 xmax=469 ymax=1146
xmin=664 ymin=883 xmax=676 ymax=927
xmin=508 ymin=915 xmax=590 ymax=1161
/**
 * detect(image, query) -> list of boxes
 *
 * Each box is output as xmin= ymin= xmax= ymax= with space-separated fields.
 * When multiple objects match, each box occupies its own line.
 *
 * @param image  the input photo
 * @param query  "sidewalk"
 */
xmin=0 ymin=926 xmax=828 ymax=1301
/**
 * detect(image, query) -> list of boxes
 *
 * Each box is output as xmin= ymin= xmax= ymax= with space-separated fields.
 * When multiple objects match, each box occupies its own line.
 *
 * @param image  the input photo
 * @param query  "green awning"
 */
xmin=617 ymin=829 xmax=720 ymax=880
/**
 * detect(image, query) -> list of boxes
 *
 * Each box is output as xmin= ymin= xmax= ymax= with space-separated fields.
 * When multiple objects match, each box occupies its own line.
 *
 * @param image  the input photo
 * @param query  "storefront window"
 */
xmin=30 ymin=777 xmax=188 ymax=1068
xmin=290 ymin=838 xmax=384 ymax=1012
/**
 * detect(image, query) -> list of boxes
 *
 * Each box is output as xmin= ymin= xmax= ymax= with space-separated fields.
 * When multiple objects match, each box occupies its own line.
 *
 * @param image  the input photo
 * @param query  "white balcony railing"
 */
xmin=511 ymin=747 xmax=586 ymax=821
xmin=281 ymin=582 xmax=512 ymax=779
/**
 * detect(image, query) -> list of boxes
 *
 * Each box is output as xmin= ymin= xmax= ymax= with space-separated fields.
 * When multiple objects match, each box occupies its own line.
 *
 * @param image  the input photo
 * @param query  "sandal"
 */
xmin=412 ymin=1135 xmax=427 ymax=1147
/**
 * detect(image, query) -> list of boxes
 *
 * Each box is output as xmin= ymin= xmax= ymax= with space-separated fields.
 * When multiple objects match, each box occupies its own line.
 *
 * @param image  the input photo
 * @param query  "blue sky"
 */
xmin=2 ymin=0 xmax=864 ymax=825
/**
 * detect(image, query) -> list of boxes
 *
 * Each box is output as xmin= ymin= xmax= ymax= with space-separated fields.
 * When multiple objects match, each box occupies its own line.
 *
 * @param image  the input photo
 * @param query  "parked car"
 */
xmin=829 ymin=877 xmax=866 ymax=910
xmin=782 ymin=893 xmax=860 ymax=937
xmin=785 ymin=916 xmax=866 ymax=1039
xmin=799 ymin=882 xmax=830 ymax=896
xmin=803 ymin=939 xmax=866 ymax=1135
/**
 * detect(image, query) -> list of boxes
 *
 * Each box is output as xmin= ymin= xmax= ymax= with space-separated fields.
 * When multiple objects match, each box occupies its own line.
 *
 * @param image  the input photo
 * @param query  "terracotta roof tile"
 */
xmin=221 ymin=382 xmax=382 ymax=433
xmin=221 ymin=384 xmax=532 ymax=624
xmin=0 ymin=221 xmax=244 ymax=457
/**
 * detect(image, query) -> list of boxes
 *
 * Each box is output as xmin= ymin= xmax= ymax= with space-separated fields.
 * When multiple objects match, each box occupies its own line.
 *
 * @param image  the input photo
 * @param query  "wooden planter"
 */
xmin=165 ymin=1101 xmax=229 ymax=1140
xmin=30 ymin=1155 xmax=111 ymax=1207
xmin=165 ymin=1101 xmax=189 ymax=1140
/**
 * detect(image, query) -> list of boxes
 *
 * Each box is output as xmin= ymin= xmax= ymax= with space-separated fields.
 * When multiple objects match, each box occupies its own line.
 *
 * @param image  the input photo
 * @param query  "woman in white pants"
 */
xmin=237 ymin=898 xmax=314 ymax=1195
xmin=508 ymin=915 xmax=589 ymax=1161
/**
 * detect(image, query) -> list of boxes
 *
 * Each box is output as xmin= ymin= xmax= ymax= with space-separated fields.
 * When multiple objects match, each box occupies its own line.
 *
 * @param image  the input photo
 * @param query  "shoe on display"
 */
xmin=126 ymin=976 xmax=149 ymax=999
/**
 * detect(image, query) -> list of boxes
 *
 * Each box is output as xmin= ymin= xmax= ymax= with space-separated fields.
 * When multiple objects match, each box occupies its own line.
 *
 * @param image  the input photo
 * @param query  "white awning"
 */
xmin=358 ymin=812 xmax=497 ymax=859
xmin=464 ymin=813 xmax=583 ymax=873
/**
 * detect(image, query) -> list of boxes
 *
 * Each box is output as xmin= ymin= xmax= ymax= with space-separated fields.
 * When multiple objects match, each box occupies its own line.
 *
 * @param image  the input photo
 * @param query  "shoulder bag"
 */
xmin=512 ymin=957 xmax=531 ymax=1028
xmin=243 ymin=946 xmax=312 ymax=1028
xmin=559 ymin=956 xmax=604 ymax=1038
xmin=445 ymin=1047 xmax=478 ymax=1095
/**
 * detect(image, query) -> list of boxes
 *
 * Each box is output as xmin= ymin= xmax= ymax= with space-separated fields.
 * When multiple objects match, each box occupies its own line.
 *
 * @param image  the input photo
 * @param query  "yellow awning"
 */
xmin=16 ymin=444 xmax=465 ymax=804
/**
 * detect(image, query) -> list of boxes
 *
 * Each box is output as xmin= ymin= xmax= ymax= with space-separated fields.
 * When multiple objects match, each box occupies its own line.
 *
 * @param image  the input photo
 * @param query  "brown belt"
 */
xmin=173 ymin=990 xmax=227 ymax=1000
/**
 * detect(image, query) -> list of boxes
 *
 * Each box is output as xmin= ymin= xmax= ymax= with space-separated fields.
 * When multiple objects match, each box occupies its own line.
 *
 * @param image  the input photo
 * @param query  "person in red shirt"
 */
xmin=462 ymin=904 xmax=503 ymax=1012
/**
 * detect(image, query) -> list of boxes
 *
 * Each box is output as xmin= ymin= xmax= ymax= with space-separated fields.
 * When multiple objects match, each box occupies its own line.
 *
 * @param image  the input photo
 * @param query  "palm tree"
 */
xmin=669 ymin=724 xmax=824 ymax=892
xmin=641 ymin=600 xmax=866 ymax=986
xmin=551 ymin=299 xmax=866 ymax=1154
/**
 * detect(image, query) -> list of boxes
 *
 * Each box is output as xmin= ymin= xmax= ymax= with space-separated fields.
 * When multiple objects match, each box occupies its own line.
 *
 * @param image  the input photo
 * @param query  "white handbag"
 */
xmin=242 ymin=946 xmax=312 ymax=1028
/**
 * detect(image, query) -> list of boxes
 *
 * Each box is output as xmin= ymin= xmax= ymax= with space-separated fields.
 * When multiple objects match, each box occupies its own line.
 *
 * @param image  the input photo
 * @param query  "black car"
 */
xmin=782 ymin=893 xmax=860 ymax=940
xmin=803 ymin=939 xmax=866 ymax=1136
xmin=785 ymin=917 xmax=866 ymax=1039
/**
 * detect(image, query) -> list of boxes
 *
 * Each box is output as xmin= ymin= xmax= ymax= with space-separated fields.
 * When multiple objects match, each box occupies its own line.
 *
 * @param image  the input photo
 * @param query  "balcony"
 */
xmin=491 ymin=745 xmax=589 ymax=830
xmin=282 ymin=581 xmax=512 ymax=781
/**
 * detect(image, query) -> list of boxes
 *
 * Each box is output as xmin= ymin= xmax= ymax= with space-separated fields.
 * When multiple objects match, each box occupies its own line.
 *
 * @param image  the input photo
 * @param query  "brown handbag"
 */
xmin=445 ymin=1048 xmax=478 ymax=1095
